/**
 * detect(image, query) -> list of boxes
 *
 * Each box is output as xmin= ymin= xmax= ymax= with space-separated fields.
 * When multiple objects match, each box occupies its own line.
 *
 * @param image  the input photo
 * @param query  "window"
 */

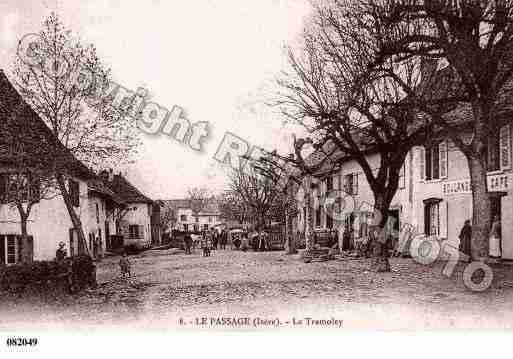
xmin=344 ymin=173 xmax=358 ymax=195
xmin=424 ymin=201 xmax=441 ymax=236
xmin=399 ymin=163 xmax=406 ymax=189
xmin=180 ymin=214 xmax=187 ymax=222
xmin=487 ymin=132 xmax=500 ymax=171
xmin=203 ymin=224 xmax=209 ymax=230
xmin=422 ymin=142 xmax=447 ymax=180
xmin=0 ymin=234 xmax=32 ymax=265
xmin=6 ymin=235 xmax=18 ymax=264
xmin=315 ymin=205 xmax=321 ymax=227
xmin=129 ymin=225 xmax=140 ymax=239
xmin=183 ymin=224 xmax=189 ymax=232
xmin=500 ymin=125 xmax=511 ymax=170
xmin=488 ymin=125 xmax=511 ymax=171
xmin=68 ymin=179 xmax=80 ymax=207
xmin=194 ymin=224 xmax=199 ymax=232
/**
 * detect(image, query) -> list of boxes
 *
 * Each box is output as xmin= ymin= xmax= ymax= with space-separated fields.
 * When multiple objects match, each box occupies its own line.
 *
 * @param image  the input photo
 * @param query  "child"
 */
xmin=119 ymin=252 xmax=131 ymax=278
xmin=201 ymin=231 xmax=212 ymax=257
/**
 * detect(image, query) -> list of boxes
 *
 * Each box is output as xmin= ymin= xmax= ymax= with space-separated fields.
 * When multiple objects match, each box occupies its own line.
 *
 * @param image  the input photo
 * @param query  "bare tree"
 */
xmin=363 ymin=0 xmax=513 ymax=260
xmin=218 ymin=190 xmax=252 ymax=226
xmin=14 ymin=13 xmax=140 ymax=255
xmin=159 ymin=204 xmax=177 ymax=233
xmin=186 ymin=186 xmax=212 ymax=220
xmin=274 ymin=1 xmax=439 ymax=271
xmin=252 ymin=140 xmax=338 ymax=255
xmin=227 ymin=164 xmax=286 ymax=232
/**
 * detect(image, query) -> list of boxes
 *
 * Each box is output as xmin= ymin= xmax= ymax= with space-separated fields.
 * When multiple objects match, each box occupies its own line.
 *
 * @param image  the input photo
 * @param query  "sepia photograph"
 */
xmin=0 ymin=0 xmax=513 ymax=356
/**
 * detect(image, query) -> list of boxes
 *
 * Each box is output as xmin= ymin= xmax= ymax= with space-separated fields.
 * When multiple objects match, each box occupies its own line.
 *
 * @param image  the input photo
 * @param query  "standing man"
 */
xmin=56 ymin=242 xmax=67 ymax=261
xmin=184 ymin=232 xmax=192 ymax=255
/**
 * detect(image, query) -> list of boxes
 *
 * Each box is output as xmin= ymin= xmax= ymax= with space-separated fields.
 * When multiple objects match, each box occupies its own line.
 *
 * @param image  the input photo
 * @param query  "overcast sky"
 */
xmin=0 ymin=0 xmax=311 ymax=199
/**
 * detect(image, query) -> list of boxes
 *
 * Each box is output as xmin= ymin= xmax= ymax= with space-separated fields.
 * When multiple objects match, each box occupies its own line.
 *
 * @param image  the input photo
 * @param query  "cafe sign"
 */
xmin=487 ymin=173 xmax=513 ymax=192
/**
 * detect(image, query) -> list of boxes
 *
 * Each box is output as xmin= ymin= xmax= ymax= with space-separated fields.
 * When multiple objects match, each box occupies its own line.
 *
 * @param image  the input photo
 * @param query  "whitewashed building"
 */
xmin=0 ymin=70 xmax=123 ymax=263
xmin=162 ymin=199 xmax=221 ymax=233
xmin=296 ymin=116 xmax=513 ymax=259
xmin=105 ymin=173 xmax=154 ymax=249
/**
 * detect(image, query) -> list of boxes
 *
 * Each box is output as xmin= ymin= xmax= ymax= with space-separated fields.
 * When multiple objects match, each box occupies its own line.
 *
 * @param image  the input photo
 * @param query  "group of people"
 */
xmin=182 ymin=228 xmax=230 ymax=256
xmin=181 ymin=228 xmax=274 ymax=255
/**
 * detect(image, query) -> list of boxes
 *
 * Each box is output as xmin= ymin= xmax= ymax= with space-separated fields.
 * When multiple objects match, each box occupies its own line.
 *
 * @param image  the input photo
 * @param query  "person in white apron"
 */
xmin=489 ymin=215 xmax=502 ymax=259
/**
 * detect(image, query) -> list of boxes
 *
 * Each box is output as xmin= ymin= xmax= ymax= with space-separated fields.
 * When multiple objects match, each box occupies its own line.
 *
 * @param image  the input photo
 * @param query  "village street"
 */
xmin=3 ymin=249 xmax=513 ymax=330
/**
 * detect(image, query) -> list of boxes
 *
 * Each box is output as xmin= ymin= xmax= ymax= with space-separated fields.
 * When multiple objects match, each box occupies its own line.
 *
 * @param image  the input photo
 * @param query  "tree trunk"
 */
xmin=304 ymin=177 xmax=314 ymax=252
xmin=468 ymin=153 xmax=491 ymax=261
xmin=285 ymin=204 xmax=297 ymax=254
xmin=371 ymin=195 xmax=391 ymax=272
xmin=20 ymin=214 xmax=33 ymax=263
xmin=56 ymin=173 xmax=89 ymax=257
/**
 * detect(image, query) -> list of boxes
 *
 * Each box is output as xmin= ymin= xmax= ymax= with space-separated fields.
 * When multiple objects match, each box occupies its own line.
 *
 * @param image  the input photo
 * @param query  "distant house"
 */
xmin=0 ymin=70 xmax=119 ymax=263
xmin=104 ymin=173 xmax=154 ymax=249
xmin=161 ymin=198 xmax=221 ymax=233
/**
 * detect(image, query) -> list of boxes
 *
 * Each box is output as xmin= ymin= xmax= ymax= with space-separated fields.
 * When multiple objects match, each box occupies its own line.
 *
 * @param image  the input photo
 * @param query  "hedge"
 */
xmin=0 ymin=255 xmax=96 ymax=297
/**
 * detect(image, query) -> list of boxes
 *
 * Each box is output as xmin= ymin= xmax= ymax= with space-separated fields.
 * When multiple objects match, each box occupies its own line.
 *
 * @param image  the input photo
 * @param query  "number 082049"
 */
xmin=6 ymin=338 xmax=38 ymax=346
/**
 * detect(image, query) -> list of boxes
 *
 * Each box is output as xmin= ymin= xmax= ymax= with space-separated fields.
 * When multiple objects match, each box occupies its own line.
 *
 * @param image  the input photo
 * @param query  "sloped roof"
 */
xmin=160 ymin=199 xmax=190 ymax=209
xmin=0 ymin=70 xmax=93 ymax=179
xmin=88 ymin=177 xmax=125 ymax=204
xmin=159 ymin=198 xmax=220 ymax=215
xmin=107 ymin=174 xmax=153 ymax=204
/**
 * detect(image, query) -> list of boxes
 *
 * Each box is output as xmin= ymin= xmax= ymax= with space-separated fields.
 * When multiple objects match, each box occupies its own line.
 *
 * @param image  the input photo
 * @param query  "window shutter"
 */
xmin=500 ymin=125 xmax=511 ymax=170
xmin=439 ymin=141 xmax=448 ymax=178
xmin=399 ymin=163 xmax=406 ymax=189
xmin=0 ymin=174 xmax=6 ymax=203
xmin=353 ymin=173 xmax=358 ymax=195
xmin=419 ymin=147 xmax=426 ymax=181
xmin=440 ymin=201 xmax=448 ymax=240
xmin=432 ymin=143 xmax=439 ymax=179
xmin=17 ymin=235 xmax=22 ymax=263
xmin=0 ymin=235 xmax=4 ymax=264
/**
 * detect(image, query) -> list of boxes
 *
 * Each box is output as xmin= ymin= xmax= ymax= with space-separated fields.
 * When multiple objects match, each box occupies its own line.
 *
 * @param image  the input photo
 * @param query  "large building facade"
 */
xmin=296 ymin=123 xmax=513 ymax=259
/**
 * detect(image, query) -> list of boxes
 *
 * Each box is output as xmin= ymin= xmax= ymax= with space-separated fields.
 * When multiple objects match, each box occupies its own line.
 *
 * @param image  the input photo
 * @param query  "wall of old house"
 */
xmin=299 ymin=124 xmax=513 ymax=259
xmin=120 ymin=202 xmax=152 ymax=248
xmin=0 ymin=175 xmax=90 ymax=262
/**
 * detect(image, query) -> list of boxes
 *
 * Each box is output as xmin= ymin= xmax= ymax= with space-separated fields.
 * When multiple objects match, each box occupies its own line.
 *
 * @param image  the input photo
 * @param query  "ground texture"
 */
xmin=2 ymin=248 xmax=513 ymax=329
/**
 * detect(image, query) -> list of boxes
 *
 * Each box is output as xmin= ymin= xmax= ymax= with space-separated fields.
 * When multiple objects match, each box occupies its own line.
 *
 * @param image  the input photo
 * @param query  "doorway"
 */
xmin=490 ymin=196 xmax=502 ymax=222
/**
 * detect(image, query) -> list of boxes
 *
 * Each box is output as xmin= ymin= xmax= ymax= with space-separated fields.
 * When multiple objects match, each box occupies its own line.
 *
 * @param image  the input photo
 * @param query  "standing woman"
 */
xmin=212 ymin=229 xmax=218 ymax=250
xmin=489 ymin=215 xmax=502 ymax=260
xmin=458 ymin=220 xmax=472 ymax=261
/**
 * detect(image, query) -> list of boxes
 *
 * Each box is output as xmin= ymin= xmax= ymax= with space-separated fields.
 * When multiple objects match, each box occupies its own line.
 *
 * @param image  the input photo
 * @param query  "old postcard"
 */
xmin=1 ymin=0 xmax=513 ymax=356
